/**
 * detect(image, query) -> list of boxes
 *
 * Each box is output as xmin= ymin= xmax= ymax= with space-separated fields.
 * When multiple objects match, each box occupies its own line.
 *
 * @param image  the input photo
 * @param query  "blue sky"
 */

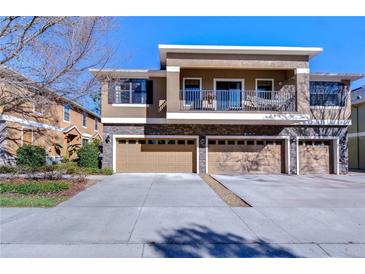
xmin=108 ymin=16 xmax=365 ymax=88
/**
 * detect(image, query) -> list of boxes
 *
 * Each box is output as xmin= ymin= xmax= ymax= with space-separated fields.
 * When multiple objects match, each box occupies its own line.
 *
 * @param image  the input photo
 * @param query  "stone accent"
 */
xmin=102 ymin=124 xmax=348 ymax=175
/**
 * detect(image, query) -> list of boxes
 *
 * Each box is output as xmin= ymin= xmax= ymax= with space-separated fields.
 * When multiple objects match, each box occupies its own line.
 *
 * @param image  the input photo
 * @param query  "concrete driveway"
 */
xmin=213 ymin=173 xmax=365 ymax=257
xmin=1 ymin=173 xmax=364 ymax=258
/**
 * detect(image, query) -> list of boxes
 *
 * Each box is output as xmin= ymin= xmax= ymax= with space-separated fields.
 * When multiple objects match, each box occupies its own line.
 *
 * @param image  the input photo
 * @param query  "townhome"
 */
xmin=349 ymin=86 xmax=365 ymax=170
xmin=0 ymin=67 xmax=103 ymax=165
xmin=92 ymin=44 xmax=364 ymax=175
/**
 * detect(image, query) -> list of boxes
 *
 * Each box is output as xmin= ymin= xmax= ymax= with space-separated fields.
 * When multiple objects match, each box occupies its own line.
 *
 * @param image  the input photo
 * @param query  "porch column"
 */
xmin=166 ymin=66 xmax=180 ymax=113
xmin=295 ymin=68 xmax=310 ymax=114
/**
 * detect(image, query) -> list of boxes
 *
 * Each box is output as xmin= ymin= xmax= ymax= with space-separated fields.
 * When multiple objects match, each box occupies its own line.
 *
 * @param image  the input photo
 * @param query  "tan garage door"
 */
xmin=116 ymin=138 xmax=196 ymax=173
xmin=208 ymin=139 xmax=285 ymax=174
xmin=299 ymin=140 xmax=333 ymax=174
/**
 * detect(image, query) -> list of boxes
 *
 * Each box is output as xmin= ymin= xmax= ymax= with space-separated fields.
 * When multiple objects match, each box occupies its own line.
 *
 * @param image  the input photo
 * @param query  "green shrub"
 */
xmin=81 ymin=167 xmax=113 ymax=175
xmin=53 ymin=162 xmax=80 ymax=174
xmin=97 ymin=168 xmax=113 ymax=175
xmin=51 ymin=162 xmax=113 ymax=175
xmin=77 ymin=143 xmax=99 ymax=168
xmin=16 ymin=145 xmax=46 ymax=168
xmin=0 ymin=166 xmax=17 ymax=174
xmin=0 ymin=181 xmax=69 ymax=195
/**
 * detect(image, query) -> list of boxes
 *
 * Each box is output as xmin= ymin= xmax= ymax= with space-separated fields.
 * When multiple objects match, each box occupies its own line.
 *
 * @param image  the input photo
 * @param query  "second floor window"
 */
xmin=64 ymin=104 xmax=71 ymax=122
xmin=310 ymin=81 xmax=346 ymax=107
xmin=82 ymin=111 xmax=87 ymax=128
xmin=109 ymin=79 xmax=153 ymax=105
xmin=33 ymin=98 xmax=44 ymax=114
xmin=256 ymin=79 xmax=274 ymax=99
xmin=115 ymin=79 xmax=147 ymax=104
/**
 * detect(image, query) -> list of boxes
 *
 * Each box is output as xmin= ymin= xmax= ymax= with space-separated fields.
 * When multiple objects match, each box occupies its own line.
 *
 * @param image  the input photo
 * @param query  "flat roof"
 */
xmin=159 ymin=44 xmax=323 ymax=65
xmin=310 ymin=72 xmax=365 ymax=82
xmin=90 ymin=68 xmax=166 ymax=78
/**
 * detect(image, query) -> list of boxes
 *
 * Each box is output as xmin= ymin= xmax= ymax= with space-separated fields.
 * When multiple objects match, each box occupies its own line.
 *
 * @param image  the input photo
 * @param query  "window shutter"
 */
xmin=108 ymin=82 xmax=115 ymax=104
xmin=146 ymin=80 xmax=153 ymax=104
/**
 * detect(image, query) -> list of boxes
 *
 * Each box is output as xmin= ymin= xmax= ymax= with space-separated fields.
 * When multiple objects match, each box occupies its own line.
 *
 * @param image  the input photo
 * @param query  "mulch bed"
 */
xmin=200 ymin=174 xmax=250 ymax=207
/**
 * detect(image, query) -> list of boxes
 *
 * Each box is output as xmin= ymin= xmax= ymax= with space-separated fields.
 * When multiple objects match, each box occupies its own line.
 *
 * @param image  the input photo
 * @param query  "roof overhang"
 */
xmin=159 ymin=44 xmax=323 ymax=66
xmin=90 ymin=69 xmax=166 ymax=79
xmin=310 ymin=73 xmax=365 ymax=82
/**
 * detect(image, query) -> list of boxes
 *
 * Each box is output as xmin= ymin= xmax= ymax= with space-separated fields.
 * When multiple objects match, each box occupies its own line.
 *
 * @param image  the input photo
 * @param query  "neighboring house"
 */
xmin=349 ymin=86 xmax=365 ymax=170
xmin=91 ymin=44 xmax=364 ymax=175
xmin=0 ymin=67 xmax=103 ymax=165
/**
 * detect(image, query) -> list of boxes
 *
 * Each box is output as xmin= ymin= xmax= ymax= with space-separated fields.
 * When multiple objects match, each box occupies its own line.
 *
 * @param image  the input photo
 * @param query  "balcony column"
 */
xmin=295 ymin=68 xmax=310 ymax=113
xmin=166 ymin=66 xmax=180 ymax=113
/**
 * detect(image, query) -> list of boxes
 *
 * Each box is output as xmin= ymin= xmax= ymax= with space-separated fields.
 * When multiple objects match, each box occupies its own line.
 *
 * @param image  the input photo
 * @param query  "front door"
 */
xmin=215 ymin=80 xmax=242 ymax=110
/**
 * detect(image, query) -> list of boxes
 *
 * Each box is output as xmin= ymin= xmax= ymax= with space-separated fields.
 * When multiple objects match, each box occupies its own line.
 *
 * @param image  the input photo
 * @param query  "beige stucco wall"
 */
xmin=101 ymin=77 xmax=167 ymax=119
xmin=180 ymin=68 xmax=291 ymax=90
xmin=166 ymin=53 xmax=309 ymax=69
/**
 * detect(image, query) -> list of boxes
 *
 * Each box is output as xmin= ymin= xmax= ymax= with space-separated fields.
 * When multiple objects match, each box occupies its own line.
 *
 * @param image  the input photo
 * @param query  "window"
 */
xmin=63 ymin=104 xmax=71 ymax=122
xmin=94 ymin=118 xmax=98 ymax=131
xmin=256 ymin=79 xmax=274 ymax=99
xmin=82 ymin=111 xmax=87 ymax=128
xmin=113 ymin=79 xmax=151 ymax=105
xmin=184 ymin=78 xmax=201 ymax=91
xmin=187 ymin=140 xmax=195 ymax=145
xmin=214 ymin=79 xmax=244 ymax=110
xmin=310 ymin=81 xmax=346 ymax=106
xmin=33 ymin=98 xmax=44 ymax=114
xmin=183 ymin=78 xmax=201 ymax=106
xmin=82 ymin=138 xmax=89 ymax=146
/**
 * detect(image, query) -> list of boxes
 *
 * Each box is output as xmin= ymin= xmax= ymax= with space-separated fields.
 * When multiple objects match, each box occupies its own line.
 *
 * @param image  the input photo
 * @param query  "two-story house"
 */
xmin=92 ymin=44 xmax=364 ymax=175
xmin=0 ymin=67 xmax=103 ymax=165
xmin=349 ymin=86 xmax=365 ymax=170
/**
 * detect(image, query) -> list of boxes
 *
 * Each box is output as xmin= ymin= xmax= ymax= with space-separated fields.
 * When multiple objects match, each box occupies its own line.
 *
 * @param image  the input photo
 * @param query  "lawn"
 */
xmin=0 ymin=195 xmax=68 ymax=207
xmin=0 ymin=179 xmax=91 ymax=208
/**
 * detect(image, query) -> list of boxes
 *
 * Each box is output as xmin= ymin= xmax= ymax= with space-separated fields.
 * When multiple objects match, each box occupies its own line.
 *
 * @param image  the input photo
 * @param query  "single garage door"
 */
xmin=299 ymin=140 xmax=333 ymax=174
xmin=116 ymin=138 xmax=196 ymax=173
xmin=208 ymin=139 xmax=285 ymax=174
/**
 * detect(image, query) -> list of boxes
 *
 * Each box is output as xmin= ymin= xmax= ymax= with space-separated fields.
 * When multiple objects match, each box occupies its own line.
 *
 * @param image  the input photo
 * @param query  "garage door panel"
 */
xmin=299 ymin=141 xmax=332 ymax=174
xmin=208 ymin=142 xmax=284 ymax=174
xmin=116 ymin=141 xmax=196 ymax=173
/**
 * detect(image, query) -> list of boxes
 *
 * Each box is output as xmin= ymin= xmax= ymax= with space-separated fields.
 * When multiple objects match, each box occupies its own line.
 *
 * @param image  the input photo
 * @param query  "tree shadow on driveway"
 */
xmin=148 ymin=224 xmax=297 ymax=258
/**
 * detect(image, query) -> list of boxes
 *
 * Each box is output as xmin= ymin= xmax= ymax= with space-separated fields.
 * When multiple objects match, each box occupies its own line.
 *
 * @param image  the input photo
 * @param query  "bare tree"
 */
xmin=0 ymin=16 xmax=116 ymax=116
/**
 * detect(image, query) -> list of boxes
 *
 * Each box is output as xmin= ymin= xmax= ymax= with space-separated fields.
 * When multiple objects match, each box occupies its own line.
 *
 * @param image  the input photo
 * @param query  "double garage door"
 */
xmin=208 ymin=139 xmax=285 ymax=174
xmin=116 ymin=138 xmax=196 ymax=173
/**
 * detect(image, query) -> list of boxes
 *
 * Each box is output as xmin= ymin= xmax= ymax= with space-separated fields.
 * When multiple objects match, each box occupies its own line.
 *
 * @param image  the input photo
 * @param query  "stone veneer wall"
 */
xmin=102 ymin=124 xmax=348 ymax=175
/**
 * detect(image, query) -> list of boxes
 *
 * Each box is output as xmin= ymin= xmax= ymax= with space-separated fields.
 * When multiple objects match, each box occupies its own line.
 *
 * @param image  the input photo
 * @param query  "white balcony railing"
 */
xmin=180 ymin=90 xmax=296 ymax=112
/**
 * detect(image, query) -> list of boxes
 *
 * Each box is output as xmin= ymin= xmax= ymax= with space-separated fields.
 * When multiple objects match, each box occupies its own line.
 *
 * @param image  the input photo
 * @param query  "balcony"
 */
xmin=179 ymin=90 xmax=296 ymax=112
